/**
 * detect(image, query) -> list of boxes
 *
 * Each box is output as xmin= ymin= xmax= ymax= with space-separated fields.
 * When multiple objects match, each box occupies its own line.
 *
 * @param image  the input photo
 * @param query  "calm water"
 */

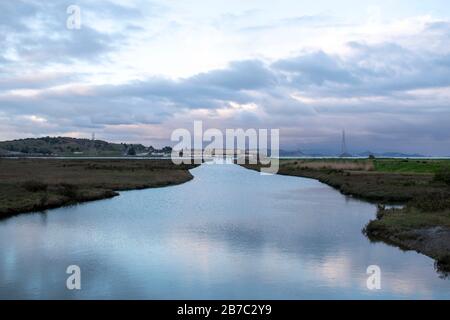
xmin=1 ymin=160 xmax=449 ymax=299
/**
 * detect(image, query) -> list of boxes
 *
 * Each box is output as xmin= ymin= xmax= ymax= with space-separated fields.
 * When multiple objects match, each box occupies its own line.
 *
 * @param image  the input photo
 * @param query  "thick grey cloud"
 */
xmin=16 ymin=26 xmax=117 ymax=63
xmin=190 ymin=60 xmax=277 ymax=90
xmin=0 ymin=59 xmax=275 ymax=127
xmin=0 ymin=0 xmax=139 ymax=66
xmin=272 ymin=42 xmax=450 ymax=100
xmin=273 ymin=51 xmax=359 ymax=85
xmin=1 ymin=2 xmax=450 ymax=154
xmin=0 ymin=72 xmax=79 ymax=90
xmin=88 ymin=60 xmax=276 ymax=111
xmin=2 ymin=38 xmax=450 ymax=154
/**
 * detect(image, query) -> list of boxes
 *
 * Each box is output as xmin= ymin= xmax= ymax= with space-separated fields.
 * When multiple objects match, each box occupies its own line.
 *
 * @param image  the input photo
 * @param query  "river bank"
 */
xmin=241 ymin=158 xmax=450 ymax=273
xmin=0 ymin=159 xmax=196 ymax=219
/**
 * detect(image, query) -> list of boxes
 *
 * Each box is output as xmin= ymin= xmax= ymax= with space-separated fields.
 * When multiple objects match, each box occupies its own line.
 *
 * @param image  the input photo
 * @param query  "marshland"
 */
xmin=0 ymin=158 xmax=196 ymax=218
xmin=2 ymin=157 xmax=450 ymax=299
xmin=2 ymin=156 xmax=450 ymax=274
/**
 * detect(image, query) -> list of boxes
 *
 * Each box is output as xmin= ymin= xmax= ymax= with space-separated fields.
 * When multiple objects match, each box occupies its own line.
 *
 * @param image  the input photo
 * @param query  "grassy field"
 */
xmin=242 ymin=158 xmax=450 ymax=272
xmin=258 ymin=158 xmax=450 ymax=202
xmin=280 ymin=158 xmax=450 ymax=173
xmin=373 ymin=159 xmax=450 ymax=173
xmin=0 ymin=159 xmax=196 ymax=218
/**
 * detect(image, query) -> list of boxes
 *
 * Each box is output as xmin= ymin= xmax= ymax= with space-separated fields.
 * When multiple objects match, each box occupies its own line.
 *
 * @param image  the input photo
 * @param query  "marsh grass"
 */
xmin=408 ymin=193 xmax=450 ymax=212
xmin=0 ymin=159 xmax=196 ymax=218
xmin=285 ymin=159 xmax=375 ymax=171
xmin=22 ymin=180 xmax=48 ymax=192
xmin=57 ymin=183 xmax=79 ymax=199
xmin=281 ymin=158 xmax=450 ymax=174
xmin=434 ymin=166 xmax=450 ymax=185
xmin=374 ymin=159 xmax=450 ymax=173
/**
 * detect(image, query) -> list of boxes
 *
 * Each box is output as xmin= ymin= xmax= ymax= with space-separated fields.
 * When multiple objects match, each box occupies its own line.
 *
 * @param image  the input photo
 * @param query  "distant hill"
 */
xmin=279 ymin=149 xmax=305 ymax=157
xmin=278 ymin=149 xmax=427 ymax=158
xmin=357 ymin=151 xmax=426 ymax=158
xmin=0 ymin=137 xmax=165 ymax=157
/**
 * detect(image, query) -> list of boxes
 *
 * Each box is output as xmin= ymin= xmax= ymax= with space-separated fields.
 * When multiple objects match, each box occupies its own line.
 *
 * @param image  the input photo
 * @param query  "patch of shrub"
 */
xmin=408 ymin=193 xmax=450 ymax=212
xmin=22 ymin=180 xmax=48 ymax=192
xmin=57 ymin=183 xmax=79 ymax=199
xmin=127 ymin=147 xmax=136 ymax=156
xmin=436 ymin=255 xmax=450 ymax=275
xmin=434 ymin=166 xmax=450 ymax=186
xmin=376 ymin=209 xmax=385 ymax=220
xmin=39 ymin=193 xmax=49 ymax=206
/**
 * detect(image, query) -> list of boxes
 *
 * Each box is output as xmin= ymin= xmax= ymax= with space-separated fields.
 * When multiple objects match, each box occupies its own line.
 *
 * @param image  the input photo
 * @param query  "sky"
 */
xmin=1 ymin=0 xmax=450 ymax=155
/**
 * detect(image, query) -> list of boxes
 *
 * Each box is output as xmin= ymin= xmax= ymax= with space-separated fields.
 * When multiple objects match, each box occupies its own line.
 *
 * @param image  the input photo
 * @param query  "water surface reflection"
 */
xmin=0 ymin=162 xmax=449 ymax=299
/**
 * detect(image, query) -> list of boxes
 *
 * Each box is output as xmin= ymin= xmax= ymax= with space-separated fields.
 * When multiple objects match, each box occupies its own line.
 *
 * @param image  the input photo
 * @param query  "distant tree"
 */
xmin=162 ymin=146 xmax=172 ymax=153
xmin=368 ymin=154 xmax=376 ymax=159
xmin=127 ymin=147 xmax=136 ymax=156
xmin=39 ymin=148 xmax=51 ymax=154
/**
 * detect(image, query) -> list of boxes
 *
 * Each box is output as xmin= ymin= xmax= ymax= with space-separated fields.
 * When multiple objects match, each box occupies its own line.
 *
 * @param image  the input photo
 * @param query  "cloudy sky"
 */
xmin=1 ymin=0 xmax=450 ymax=155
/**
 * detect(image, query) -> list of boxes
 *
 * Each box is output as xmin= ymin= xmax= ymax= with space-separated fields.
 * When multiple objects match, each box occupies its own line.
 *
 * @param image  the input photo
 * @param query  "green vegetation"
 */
xmin=127 ymin=146 xmax=137 ymax=156
xmin=247 ymin=159 xmax=450 ymax=202
xmin=0 ymin=159 xmax=196 ymax=218
xmin=22 ymin=180 xmax=48 ymax=193
xmin=277 ymin=158 xmax=450 ymax=174
xmin=373 ymin=159 xmax=450 ymax=174
xmin=367 ymin=208 xmax=450 ymax=235
xmin=274 ymin=158 xmax=450 ymax=174
xmin=434 ymin=165 xmax=450 ymax=185
xmin=365 ymin=205 xmax=450 ymax=274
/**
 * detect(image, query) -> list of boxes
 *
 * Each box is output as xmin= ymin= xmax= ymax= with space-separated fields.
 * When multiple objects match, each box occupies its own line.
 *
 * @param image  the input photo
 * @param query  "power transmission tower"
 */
xmin=340 ymin=130 xmax=350 ymax=157
xmin=341 ymin=130 xmax=347 ymax=155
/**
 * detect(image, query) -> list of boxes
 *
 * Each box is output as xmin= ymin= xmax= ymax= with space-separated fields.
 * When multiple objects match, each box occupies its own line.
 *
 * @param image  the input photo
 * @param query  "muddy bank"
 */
xmin=364 ymin=205 xmax=450 ymax=275
xmin=366 ymin=224 xmax=450 ymax=275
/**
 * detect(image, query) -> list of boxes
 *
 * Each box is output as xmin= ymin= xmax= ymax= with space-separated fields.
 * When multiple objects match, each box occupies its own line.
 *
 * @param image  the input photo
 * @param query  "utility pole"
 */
xmin=340 ymin=130 xmax=350 ymax=157
xmin=341 ymin=130 xmax=347 ymax=155
xmin=91 ymin=132 xmax=96 ymax=156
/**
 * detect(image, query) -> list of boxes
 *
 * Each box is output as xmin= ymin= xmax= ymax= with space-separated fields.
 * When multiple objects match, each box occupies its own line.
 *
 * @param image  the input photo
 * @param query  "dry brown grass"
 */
xmin=285 ymin=159 xmax=375 ymax=171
